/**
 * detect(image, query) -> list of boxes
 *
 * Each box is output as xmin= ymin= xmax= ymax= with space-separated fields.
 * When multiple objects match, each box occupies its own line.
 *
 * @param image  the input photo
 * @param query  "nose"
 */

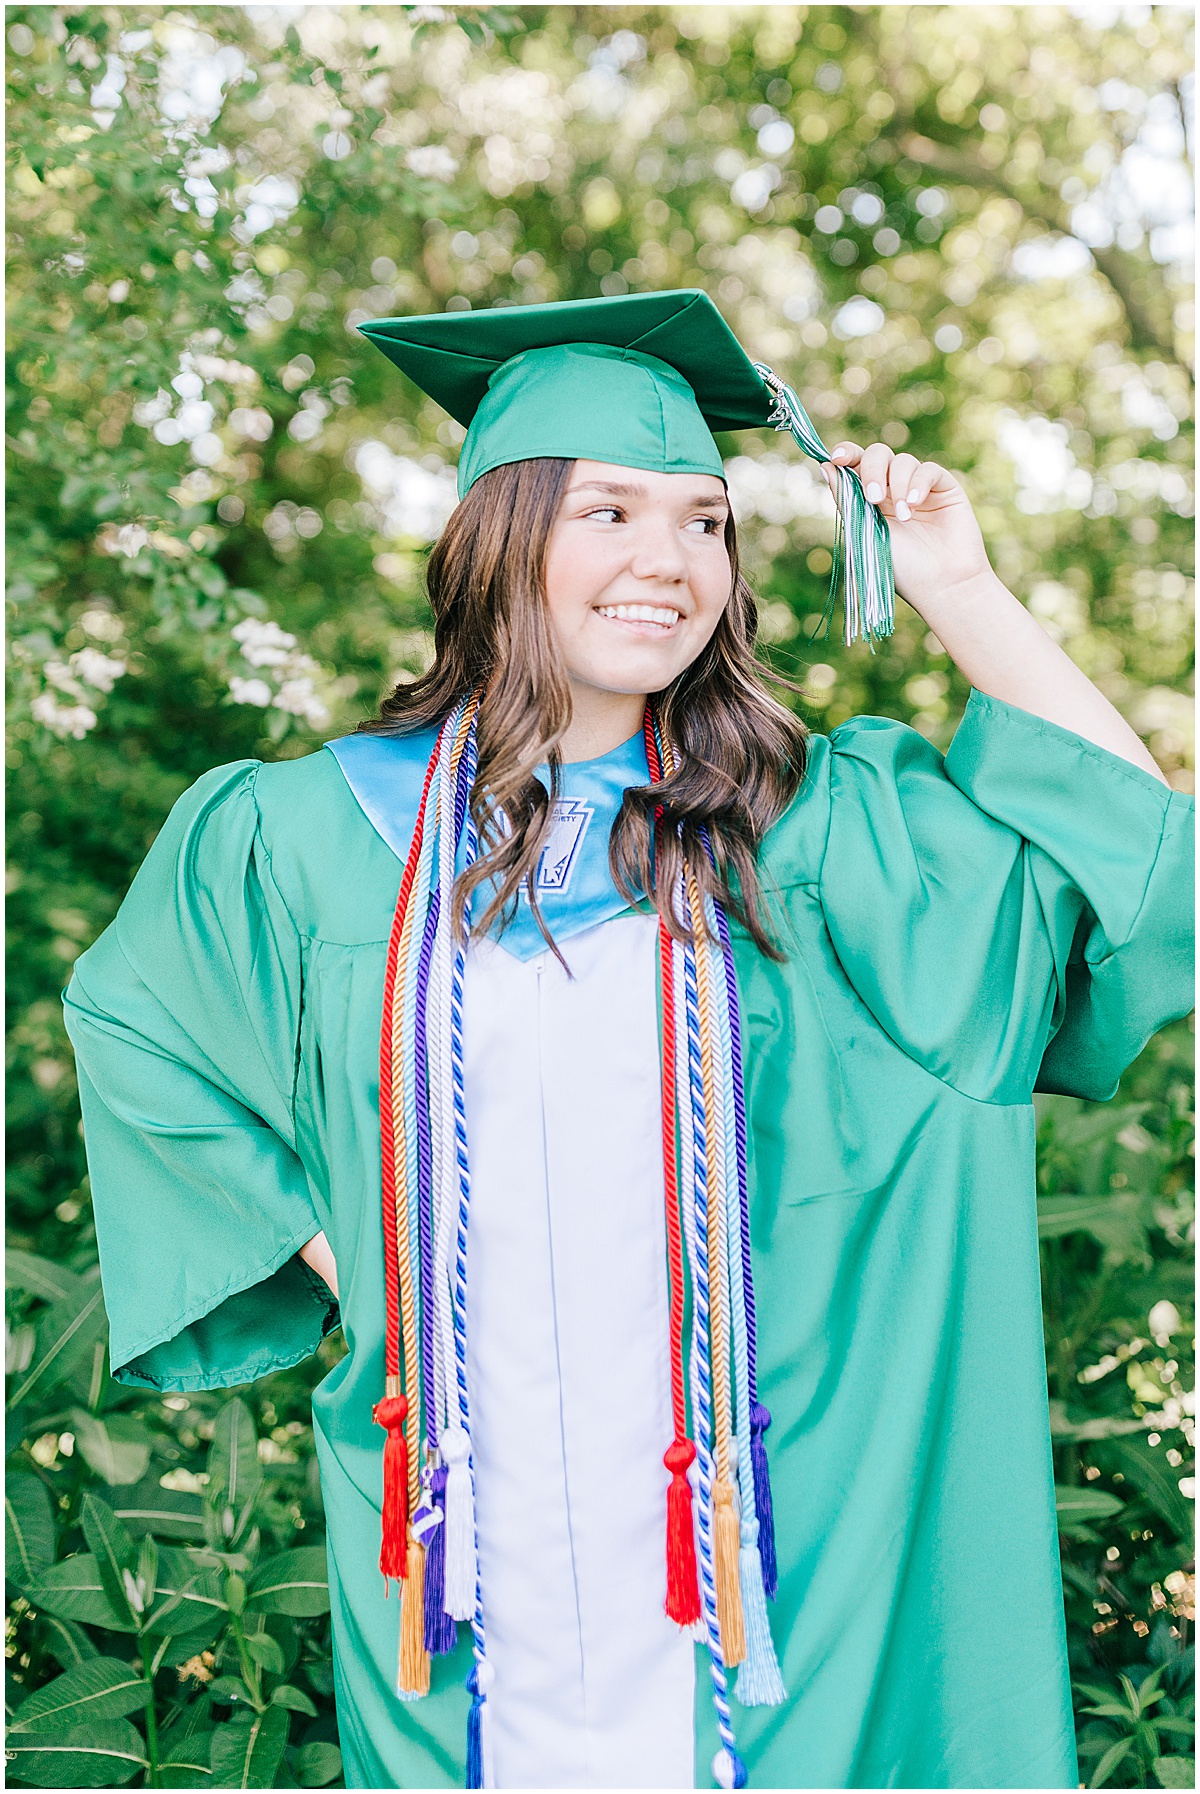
xmin=627 ymin=516 xmax=689 ymax=585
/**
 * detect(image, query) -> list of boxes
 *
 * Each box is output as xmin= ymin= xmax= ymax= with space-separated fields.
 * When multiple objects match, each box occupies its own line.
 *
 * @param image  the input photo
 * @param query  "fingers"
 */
xmin=826 ymin=442 xmax=953 ymax=517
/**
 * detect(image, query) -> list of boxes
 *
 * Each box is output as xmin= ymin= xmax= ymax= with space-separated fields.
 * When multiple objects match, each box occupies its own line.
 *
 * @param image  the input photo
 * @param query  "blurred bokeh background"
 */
xmin=6 ymin=7 xmax=1194 ymax=1789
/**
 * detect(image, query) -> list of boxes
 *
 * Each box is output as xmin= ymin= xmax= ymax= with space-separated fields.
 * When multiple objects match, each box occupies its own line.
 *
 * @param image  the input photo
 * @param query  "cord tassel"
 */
xmin=749 ymin=1402 xmax=778 ymax=1600
xmin=753 ymin=360 xmax=894 ymax=648
xmin=442 ymin=1425 xmax=477 ymax=1622
xmin=398 ymin=1532 xmax=430 ymax=1697
xmin=465 ymin=1664 xmax=484 ymax=1789
xmin=373 ymin=1392 xmax=409 ymax=1583
xmin=419 ymin=1465 xmax=456 ymax=1655
xmin=664 ymin=1438 xmax=701 ymax=1626
xmin=713 ymin=1747 xmax=749 ymax=1790
xmin=713 ymin=1476 xmax=746 ymax=1667
xmin=465 ymin=1658 xmax=494 ymax=1789
xmin=735 ymin=1521 xmax=786 ymax=1707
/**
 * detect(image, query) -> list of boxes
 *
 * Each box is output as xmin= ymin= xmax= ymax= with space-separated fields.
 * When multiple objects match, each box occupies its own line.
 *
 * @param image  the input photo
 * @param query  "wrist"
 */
xmin=907 ymin=564 xmax=1013 ymax=628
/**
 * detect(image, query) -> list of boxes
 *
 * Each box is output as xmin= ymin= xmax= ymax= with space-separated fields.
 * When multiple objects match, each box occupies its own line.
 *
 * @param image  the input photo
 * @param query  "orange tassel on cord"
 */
xmin=373 ymin=1386 xmax=409 ymax=1584
xmin=398 ymin=1530 xmax=430 ymax=1696
xmin=714 ymin=1477 xmax=746 ymax=1666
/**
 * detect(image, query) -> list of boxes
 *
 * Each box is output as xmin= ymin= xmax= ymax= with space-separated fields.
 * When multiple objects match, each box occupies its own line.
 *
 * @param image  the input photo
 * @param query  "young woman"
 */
xmin=64 ymin=290 xmax=1193 ymax=1792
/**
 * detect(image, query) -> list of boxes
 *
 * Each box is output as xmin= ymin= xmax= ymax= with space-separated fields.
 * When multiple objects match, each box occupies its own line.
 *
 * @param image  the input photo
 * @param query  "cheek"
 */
xmin=544 ymin=532 xmax=613 ymax=624
xmin=688 ymin=553 xmax=733 ymax=641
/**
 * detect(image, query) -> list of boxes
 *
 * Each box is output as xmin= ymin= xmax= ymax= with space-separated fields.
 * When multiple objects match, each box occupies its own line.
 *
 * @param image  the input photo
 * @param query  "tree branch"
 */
xmin=897 ymin=129 xmax=1182 ymax=369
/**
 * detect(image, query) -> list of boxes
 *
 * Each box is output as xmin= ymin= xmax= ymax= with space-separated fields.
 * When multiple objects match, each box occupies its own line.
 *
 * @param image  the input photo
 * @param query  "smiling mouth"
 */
xmin=594 ymin=603 xmax=683 ymax=633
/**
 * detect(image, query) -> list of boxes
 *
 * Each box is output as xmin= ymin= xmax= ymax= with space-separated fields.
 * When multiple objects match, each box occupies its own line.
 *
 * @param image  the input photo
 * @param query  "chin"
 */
xmin=580 ymin=656 xmax=686 ymax=696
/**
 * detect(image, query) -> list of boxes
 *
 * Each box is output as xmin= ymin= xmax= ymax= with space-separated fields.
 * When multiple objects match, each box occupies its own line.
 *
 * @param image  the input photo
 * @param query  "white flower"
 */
xmin=114 ymin=524 xmax=149 ymax=558
xmin=32 ymin=692 xmax=98 ymax=739
xmin=231 ymin=617 xmax=297 ymax=667
xmin=274 ymin=677 xmax=330 ymax=728
xmin=71 ymin=648 xmax=127 ymax=693
xmin=229 ymin=675 xmax=273 ymax=707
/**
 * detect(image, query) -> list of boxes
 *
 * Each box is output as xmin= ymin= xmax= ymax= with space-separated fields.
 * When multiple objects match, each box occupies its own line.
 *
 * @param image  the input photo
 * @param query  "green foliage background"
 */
xmin=5 ymin=6 xmax=1194 ymax=1788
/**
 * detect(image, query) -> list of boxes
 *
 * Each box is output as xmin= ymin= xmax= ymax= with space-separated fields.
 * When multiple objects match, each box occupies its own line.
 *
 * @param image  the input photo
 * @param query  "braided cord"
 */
xmin=682 ymin=863 xmax=734 ymax=1484
xmin=444 ymin=713 xmax=491 ymax=1682
xmin=677 ymin=931 xmax=744 ymax=1778
xmin=379 ymin=724 xmax=444 ymax=1388
xmin=709 ymin=907 xmax=756 ymax=1539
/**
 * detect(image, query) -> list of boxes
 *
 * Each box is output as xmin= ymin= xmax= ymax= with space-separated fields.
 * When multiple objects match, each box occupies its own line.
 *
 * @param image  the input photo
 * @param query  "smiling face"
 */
xmin=542 ymin=459 xmax=733 ymax=706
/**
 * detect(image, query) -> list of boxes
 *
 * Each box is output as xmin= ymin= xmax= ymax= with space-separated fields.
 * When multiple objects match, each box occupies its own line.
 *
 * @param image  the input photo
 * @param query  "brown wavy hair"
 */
xmin=359 ymin=456 xmax=807 ymax=959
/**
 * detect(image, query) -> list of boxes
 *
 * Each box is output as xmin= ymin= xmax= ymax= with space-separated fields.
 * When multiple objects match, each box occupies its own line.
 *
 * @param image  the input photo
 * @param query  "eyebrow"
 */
xmin=569 ymin=479 xmax=729 ymax=508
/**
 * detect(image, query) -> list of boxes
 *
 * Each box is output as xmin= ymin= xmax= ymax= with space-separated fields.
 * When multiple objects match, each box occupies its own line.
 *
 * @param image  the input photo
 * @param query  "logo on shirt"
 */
xmin=535 ymin=798 xmax=593 ymax=894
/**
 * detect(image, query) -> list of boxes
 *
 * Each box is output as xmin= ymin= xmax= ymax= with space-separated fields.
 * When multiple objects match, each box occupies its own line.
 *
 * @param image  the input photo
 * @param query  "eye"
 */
xmin=583 ymin=504 xmax=624 ymax=523
xmin=686 ymin=514 xmax=725 ymax=535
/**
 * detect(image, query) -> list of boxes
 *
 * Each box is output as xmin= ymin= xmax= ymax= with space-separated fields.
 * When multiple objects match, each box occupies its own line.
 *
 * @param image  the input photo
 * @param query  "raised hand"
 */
xmin=821 ymin=440 xmax=992 ymax=620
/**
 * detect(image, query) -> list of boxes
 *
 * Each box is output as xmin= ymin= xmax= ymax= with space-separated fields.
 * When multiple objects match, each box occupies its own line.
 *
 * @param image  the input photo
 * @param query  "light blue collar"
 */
xmin=326 ymin=725 xmax=652 ymax=961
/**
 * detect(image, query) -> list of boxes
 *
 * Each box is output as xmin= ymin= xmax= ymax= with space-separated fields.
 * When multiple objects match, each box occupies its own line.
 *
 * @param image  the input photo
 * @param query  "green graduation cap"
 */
xmin=357 ymin=288 xmax=894 ymax=646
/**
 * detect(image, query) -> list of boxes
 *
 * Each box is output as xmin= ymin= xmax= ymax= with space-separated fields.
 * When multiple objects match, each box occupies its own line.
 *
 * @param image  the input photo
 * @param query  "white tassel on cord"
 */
xmin=441 ymin=1423 xmax=477 ymax=1621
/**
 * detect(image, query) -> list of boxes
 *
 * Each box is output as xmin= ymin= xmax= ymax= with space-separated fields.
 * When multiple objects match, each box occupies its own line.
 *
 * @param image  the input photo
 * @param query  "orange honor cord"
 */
xmin=375 ymin=722 xmax=444 ymax=1583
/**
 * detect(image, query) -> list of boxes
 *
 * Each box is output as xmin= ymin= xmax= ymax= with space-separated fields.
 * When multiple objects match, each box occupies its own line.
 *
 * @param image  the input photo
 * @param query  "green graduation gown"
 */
xmin=63 ymin=689 xmax=1194 ymax=1789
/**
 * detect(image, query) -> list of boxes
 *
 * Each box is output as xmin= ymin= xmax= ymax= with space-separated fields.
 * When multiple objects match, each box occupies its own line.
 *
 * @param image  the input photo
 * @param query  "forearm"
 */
xmin=299 ymin=1230 xmax=339 ymax=1299
xmin=915 ymin=568 xmax=1169 ymax=785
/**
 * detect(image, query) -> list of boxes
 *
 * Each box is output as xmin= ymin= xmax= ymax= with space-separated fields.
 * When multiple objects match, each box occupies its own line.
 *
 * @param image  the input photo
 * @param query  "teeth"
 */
xmin=596 ymin=604 xmax=682 ymax=626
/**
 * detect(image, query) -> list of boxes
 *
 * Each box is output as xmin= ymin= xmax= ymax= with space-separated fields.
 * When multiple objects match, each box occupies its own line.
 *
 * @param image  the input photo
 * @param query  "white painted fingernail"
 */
xmin=910 ymin=489 xmax=925 ymax=505
xmin=866 ymin=481 xmax=883 ymax=503
xmin=895 ymin=499 xmax=911 ymax=520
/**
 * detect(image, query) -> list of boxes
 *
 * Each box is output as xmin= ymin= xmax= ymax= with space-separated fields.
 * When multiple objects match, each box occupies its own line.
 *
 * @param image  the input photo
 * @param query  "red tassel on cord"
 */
xmin=374 ymin=1391 xmax=410 ymax=1583
xmin=664 ymin=1437 xmax=702 ymax=1625
xmin=645 ymin=705 xmax=702 ymax=1630
xmin=374 ymin=729 xmax=442 ymax=1593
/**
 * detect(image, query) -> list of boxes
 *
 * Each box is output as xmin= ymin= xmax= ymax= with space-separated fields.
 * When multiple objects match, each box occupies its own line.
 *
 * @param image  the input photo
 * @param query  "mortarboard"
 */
xmin=358 ymin=289 xmax=895 ymax=647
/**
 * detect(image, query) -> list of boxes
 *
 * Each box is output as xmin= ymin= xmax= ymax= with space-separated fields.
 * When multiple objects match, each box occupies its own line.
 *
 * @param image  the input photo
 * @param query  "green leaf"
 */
xmin=4 ymin=1718 xmax=147 ymax=1786
xmin=1055 ymin=1484 xmax=1126 ymax=1524
xmin=113 ymin=1474 xmax=205 ymax=1540
xmin=247 ymin=1546 xmax=330 ymax=1616
xmin=38 ymin=1614 xmax=100 ymax=1672
xmin=293 ymin=1740 xmax=343 ymax=1787
xmin=144 ymin=1546 xmax=228 ymax=1634
xmin=1103 ymin=1439 xmax=1194 ymax=1539
xmin=70 ymin=1409 xmax=153 ymax=1487
xmin=1153 ymin=1758 xmax=1196 ymax=1789
xmin=269 ymin=1682 xmax=316 ymax=1716
xmin=207 ymin=1397 xmax=261 ymax=1515
xmin=208 ymin=1704 xmax=289 ymax=1789
xmin=1037 ymin=1192 xmax=1151 ymax=1258
xmin=25 ymin=1554 xmax=136 ymax=1633
xmin=8 ymin=1656 xmax=150 ymax=1731
xmin=1090 ymin=1737 xmax=1135 ymax=1788
xmin=208 ymin=1675 xmax=250 ymax=1704
xmin=245 ymin=1630 xmax=285 ymax=1674
xmin=160 ymin=1728 xmax=215 ymax=1788
xmin=6 ymin=1472 xmax=56 ymax=1580
xmin=5 ymin=1249 xmax=83 ymax=1304
xmin=81 ymin=1491 xmax=141 ymax=1626
xmin=9 ymin=1282 xmax=107 ymax=1408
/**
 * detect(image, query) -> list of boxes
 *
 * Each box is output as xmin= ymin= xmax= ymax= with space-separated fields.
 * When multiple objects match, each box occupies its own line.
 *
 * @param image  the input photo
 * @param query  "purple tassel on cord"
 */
xmin=749 ymin=1402 xmax=777 ymax=1600
xmin=423 ymin=1464 xmax=456 ymax=1655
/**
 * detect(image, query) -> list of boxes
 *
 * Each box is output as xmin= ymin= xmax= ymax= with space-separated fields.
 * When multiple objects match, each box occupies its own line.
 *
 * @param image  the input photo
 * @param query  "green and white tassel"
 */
xmin=753 ymin=362 xmax=895 ymax=649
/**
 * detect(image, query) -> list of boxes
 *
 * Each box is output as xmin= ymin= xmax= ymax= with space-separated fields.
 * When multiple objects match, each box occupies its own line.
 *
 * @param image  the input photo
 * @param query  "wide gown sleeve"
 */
xmin=818 ymin=689 xmax=1194 ymax=1105
xmin=62 ymin=762 xmax=339 ymax=1392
